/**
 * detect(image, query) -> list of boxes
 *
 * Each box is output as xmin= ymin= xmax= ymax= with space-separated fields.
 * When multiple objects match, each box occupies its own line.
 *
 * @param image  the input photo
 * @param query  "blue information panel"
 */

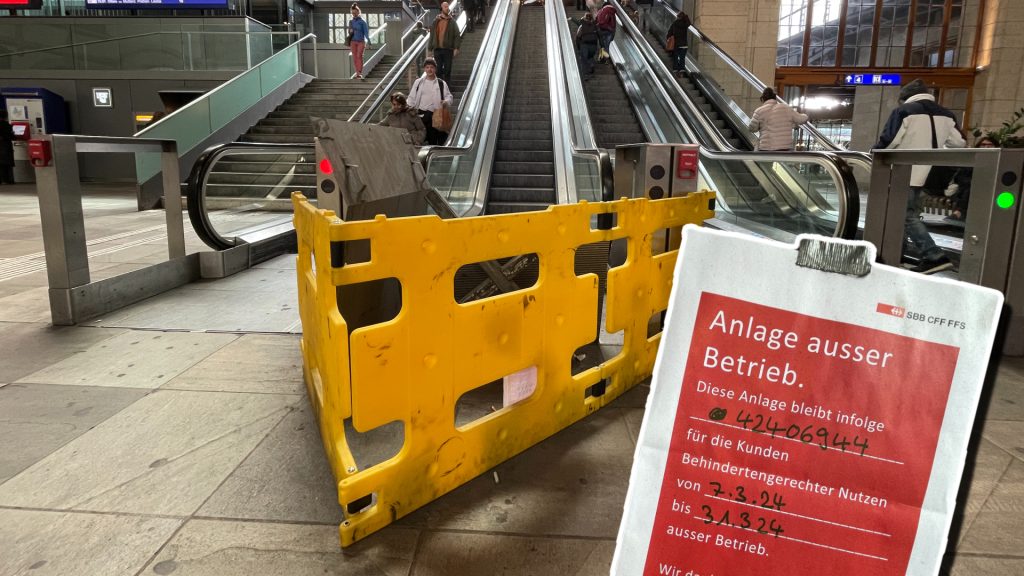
xmin=844 ymin=73 xmax=902 ymax=86
xmin=85 ymin=0 xmax=230 ymax=7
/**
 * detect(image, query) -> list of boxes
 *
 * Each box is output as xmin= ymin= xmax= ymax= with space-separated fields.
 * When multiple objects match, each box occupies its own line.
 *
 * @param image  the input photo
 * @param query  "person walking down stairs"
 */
xmin=349 ymin=4 xmax=370 ymax=80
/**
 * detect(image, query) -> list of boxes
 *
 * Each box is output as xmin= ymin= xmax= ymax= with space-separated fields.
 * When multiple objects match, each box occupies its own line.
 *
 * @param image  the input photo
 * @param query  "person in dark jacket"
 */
xmin=874 ymin=78 xmax=966 ymax=274
xmin=573 ymin=12 xmax=600 ymax=80
xmin=0 ymin=110 xmax=14 ymax=185
xmin=428 ymin=1 xmax=462 ymax=85
xmin=666 ymin=9 xmax=691 ymax=77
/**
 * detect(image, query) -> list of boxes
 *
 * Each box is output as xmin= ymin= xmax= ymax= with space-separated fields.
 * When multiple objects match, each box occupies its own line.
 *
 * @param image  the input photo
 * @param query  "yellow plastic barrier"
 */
xmin=293 ymin=192 xmax=716 ymax=546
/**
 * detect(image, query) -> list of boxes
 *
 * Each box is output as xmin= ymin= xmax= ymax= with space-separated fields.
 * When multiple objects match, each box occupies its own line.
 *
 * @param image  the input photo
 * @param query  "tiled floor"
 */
xmin=0 ymin=185 xmax=1022 ymax=575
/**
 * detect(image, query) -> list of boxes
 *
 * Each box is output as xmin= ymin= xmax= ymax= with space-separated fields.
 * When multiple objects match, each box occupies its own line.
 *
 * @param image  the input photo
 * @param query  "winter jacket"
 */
xmin=747 ymin=99 xmax=808 ymax=151
xmin=380 ymin=108 xmax=426 ymax=145
xmin=429 ymin=14 xmax=462 ymax=51
xmin=349 ymin=17 xmax=370 ymax=43
xmin=874 ymin=93 xmax=966 ymax=187
xmin=576 ymin=19 xmax=599 ymax=46
xmin=667 ymin=13 xmax=691 ymax=47
xmin=596 ymin=5 xmax=616 ymax=31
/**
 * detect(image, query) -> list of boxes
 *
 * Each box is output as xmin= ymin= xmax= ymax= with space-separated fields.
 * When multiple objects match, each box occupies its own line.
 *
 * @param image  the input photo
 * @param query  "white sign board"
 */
xmin=612 ymin=227 xmax=1002 ymax=576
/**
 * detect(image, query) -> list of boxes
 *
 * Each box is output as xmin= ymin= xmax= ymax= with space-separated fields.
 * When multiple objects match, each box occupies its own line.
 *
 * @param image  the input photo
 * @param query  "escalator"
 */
xmin=486 ymin=6 xmax=556 ymax=214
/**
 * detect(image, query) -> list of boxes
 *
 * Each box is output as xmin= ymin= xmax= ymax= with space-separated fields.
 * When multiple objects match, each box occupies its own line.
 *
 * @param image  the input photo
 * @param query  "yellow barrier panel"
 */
xmin=293 ymin=192 xmax=716 ymax=547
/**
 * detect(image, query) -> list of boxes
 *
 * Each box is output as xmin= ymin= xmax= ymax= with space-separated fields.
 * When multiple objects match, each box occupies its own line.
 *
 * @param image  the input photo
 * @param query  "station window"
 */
xmin=778 ymin=0 xmax=974 ymax=69
xmin=327 ymin=12 xmax=385 ymax=45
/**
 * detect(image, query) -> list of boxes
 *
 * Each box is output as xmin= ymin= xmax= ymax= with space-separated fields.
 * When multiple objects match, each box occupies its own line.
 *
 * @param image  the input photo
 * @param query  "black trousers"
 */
xmin=433 ymin=48 xmax=454 ymax=85
xmin=0 ymin=165 xmax=14 ymax=184
xmin=419 ymin=110 xmax=448 ymax=145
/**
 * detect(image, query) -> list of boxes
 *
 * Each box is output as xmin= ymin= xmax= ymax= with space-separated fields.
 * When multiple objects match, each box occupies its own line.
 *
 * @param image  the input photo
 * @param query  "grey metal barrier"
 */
xmin=35 ymin=135 xmax=193 ymax=325
xmin=867 ymin=148 xmax=1024 ymax=355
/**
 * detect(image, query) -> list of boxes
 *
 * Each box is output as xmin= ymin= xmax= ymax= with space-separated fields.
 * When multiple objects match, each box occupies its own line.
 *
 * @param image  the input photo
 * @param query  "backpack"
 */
xmin=576 ymin=20 xmax=599 ymax=44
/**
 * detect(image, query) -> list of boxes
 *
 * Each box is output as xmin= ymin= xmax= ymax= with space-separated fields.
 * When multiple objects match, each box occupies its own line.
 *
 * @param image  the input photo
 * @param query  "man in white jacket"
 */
xmin=747 ymin=88 xmax=808 ymax=151
xmin=874 ymin=78 xmax=965 ymax=274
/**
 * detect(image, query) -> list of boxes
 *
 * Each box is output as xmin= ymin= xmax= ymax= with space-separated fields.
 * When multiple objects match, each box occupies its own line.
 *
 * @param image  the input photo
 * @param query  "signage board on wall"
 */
xmin=844 ymin=73 xmax=902 ymax=86
xmin=611 ymin=228 xmax=1003 ymax=576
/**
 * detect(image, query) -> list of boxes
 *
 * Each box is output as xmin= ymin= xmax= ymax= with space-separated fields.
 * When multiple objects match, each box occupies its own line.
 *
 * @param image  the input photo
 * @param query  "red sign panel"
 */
xmin=643 ymin=292 xmax=958 ymax=576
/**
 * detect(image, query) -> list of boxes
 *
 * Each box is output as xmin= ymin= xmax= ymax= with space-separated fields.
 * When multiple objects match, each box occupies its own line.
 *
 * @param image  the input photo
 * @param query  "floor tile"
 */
xmin=163 ymin=334 xmax=304 ymax=395
xmin=949 ymin=555 xmax=1024 ymax=575
xmin=953 ymin=439 xmax=1015 ymax=545
xmin=0 ymin=286 xmax=52 ymax=323
xmin=0 ymin=390 xmax=298 ymax=516
xmin=410 ymin=532 xmax=614 ymax=576
xmin=255 ymin=255 xmax=297 ymax=270
xmin=621 ymin=408 xmax=644 ymax=446
xmin=957 ymin=460 xmax=1024 ymax=556
xmin=399 ymin=407 xmax=636 ymax=538
xmin=198 ymin=402 xmax=344 ymax=524
xmin=141 ymin=519 xmax=417 ymax=576
xmin=0 ymin=383 xmax=149 ymax=484
xmin=986 ymin=360 xmax=1024 ymax=422
xmin=0 ymin=508 xmax=181 ymax=576
xmin=85 ymin=287 xmax=300 ymax=333
xmin=0 ymin=323 xmax=123 ymax=383
xmin=17 ymin=330 xmax=237 ymax=389
xmin=188 ymin=266 xmax=299 ymax=293
xmin=980 ymin=420 xmax=1024 ymax=462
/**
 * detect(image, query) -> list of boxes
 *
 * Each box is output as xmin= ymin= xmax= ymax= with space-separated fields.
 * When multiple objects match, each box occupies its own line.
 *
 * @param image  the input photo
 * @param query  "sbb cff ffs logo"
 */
xmin=876 ymin=302 xmax=966 ymax=329
xmin=876 ymin=303 xmax=905 ymax=318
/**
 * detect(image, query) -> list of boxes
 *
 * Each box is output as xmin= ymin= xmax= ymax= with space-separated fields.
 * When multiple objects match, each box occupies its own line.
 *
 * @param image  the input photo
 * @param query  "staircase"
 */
xmin=641 ymin=29 xmax=745 ymax=149
xmin=487 ymin=7 xmax=555 ymax=214
xmin=204 ymin=56 xmax=398 ymax=200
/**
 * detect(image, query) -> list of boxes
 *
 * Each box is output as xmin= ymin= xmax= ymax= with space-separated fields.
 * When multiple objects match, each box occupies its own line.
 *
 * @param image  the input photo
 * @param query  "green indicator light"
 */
xmin=996 ymin=191 xmax=1016 ymax=210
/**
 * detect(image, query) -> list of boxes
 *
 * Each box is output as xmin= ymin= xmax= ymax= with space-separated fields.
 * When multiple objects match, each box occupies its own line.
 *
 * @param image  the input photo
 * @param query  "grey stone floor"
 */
xmin=0 ymin=185 xmax=1022 ymax=575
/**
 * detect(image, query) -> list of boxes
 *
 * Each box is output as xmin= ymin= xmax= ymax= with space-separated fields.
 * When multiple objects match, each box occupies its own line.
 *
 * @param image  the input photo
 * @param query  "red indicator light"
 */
xmin=319 ymin=158 xmax=333 ymax=174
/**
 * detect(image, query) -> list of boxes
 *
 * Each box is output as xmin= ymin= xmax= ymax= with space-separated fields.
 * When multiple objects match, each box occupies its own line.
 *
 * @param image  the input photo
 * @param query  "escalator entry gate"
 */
xmin=614 ymin=143 xmax=701 ymax=201
xmin=292 ymin=190 xmax=716 ymax=547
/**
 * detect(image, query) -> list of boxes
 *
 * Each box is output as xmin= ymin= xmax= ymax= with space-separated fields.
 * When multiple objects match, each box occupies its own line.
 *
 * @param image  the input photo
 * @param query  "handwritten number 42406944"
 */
xmin=734 ymin=409 xmax=870 ymax=456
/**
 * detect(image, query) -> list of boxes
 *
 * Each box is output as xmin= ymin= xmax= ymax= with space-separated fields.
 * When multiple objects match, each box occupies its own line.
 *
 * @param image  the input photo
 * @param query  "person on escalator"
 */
xmin=873 ymin=78 xmax=965 ymax=274
xmin=574 ymin=12 xmax=600 ymax=80
xmin=379 ymin=92 xmax=426 ymax=146
xmin=747 ymin=88 xmax=808 ymax=152
xmin=596 ymin=1 xmax=617 ymax=63
xmin=464 ymin=0 xmax=479 ymax=33
xmin=407 ymin=58 xmax=454 ymax=146
xmin=666 ymin=8 xmax=691 ymax=77
xmin=428 ymin=2 xmax=462 ymax=85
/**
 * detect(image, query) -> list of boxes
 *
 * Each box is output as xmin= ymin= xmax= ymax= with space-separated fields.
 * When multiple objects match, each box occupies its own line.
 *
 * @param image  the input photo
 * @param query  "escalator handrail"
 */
xmin=350 ymin=32 xmax=430 ymax=123
xmin=701 ymin=148 xmax=861 ymax=239
xmin=549 ymin=0 xmax=607 ymax=206
xmin=185 ymin=142 xmax=315 ymax=250
xmin=417 ymin=0 xmax=519 ymax=217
